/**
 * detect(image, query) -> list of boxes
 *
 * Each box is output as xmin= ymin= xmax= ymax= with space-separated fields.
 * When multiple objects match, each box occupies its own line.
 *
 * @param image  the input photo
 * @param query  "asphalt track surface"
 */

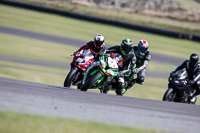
xmin=0 ymin=26 xmax=186 ymax=78
xmin=0 ymin=77 xmax=200 ymax=133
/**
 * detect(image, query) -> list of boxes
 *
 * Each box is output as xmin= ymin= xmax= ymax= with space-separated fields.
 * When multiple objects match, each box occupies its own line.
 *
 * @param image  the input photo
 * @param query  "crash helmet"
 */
xmin=94 ymin=34 xmax=104 ymax=49
xmin=190 ymin=53 xmax=199 ymax=67
xmin=138 ymin=39 xmax=149 ymax=54
xmin=120 ymin=38 xmax=134 ymax=55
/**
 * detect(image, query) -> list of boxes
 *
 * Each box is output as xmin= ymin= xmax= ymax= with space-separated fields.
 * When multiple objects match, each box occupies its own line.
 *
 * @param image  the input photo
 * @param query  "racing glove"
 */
xmin=118 ymin=71 xmax=124 ymax=77
xmin=170 ymin=71 xmax=175 ymax=75
xmin=73 ymin=51 xmax=79 ymax=56
xmin=132 ymin=68 xmax=139 ymax=74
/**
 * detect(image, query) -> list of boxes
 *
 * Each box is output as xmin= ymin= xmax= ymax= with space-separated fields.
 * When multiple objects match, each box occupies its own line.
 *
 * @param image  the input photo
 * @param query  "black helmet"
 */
xmin=120 ymin=38 xmax=133 ymax=55
xmin=94 ymin=34 xmax=104 ymax=49
xmin=190 ymin=53 xmax=199 ymax=66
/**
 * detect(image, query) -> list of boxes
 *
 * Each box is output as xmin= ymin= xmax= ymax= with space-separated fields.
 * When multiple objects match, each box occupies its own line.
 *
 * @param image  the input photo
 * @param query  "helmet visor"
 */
xmin=95 ymin=40 xmax=103 ymax=47
xmin=190 ymin=54 xmax=199 ymax=66
xmin=121 ymin=46 xmax=132 ymax=54
xmin=138 ymin=47 xmax=148 ymax=53
xmin=190 ymin=59 xmax=198 ymax=66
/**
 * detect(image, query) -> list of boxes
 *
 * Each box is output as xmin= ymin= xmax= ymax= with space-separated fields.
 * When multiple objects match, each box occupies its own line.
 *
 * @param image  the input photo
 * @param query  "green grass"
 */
xmin=0 ymin=33 xmax=77 ymax=63
xmin=0 ymin=4 xmax=200 ymax=60
xmin=0 ymin=111 xmax=170 ymax=133
xmin=0 ymin=60 xmax=68 ymax=86
xmin=15 ymin=0 xmax=200 ymax=35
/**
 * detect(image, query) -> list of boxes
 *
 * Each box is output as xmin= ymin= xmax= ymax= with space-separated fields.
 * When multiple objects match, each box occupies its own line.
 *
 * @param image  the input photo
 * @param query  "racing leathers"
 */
xmin=106 ymin=46 xmax=136 ymax=95
xmin=133 ymin=46 xmax=151 ymax=84
xmin=172 ymin=60 xmax=200 ymax=96
xmin=74 ymin=41 xmax=106 ymax=60
xmin=74 ymin=41 xmax=106 ymax=88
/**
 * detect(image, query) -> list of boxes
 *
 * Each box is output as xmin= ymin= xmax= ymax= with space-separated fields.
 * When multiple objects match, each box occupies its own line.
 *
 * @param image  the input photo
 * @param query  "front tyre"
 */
xmin=80 ymin=72 xmax=103 ymax=91
xmin=163 ymin=88 xmax=177 ymax=102
xmin=64 ymin=68 xmax=78 ymax=87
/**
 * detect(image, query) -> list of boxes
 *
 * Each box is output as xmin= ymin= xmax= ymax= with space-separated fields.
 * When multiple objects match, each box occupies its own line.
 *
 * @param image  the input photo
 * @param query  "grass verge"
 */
xmin=0 ymin=33 xmax=76 ymax=63
xmin=0 ymin=60 xmax=68 ymax=86
xmin=0 ymin=111 xmax=170 ymax=133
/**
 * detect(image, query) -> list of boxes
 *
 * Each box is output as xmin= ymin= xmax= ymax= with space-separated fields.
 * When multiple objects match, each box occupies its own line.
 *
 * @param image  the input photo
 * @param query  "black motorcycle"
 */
xmin=163 ymin=69 xmax=197 ymax=104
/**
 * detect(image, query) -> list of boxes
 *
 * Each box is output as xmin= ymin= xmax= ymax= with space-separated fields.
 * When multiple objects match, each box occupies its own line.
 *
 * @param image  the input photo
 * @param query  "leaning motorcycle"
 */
xmin=64 ymin=49 xmax=94 ymax=88
xmin=80 ymin=53 xmax=136 ymax=95
xmin=162 ymin=69 xmax=197 ymax=104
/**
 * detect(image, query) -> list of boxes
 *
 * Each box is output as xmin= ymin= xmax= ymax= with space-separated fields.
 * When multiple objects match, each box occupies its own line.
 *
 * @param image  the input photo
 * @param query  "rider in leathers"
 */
xmin=171 ymin=53 xmax=200 ymax=103
xmin=134 ymin=40 xmax=151 ymax=82
xmin=125 ymin=39 xmax=151 ymax=89
xmin=106 ymin=38 xmax=136 ymax=95
xmin=74 ymin=34 xmax=106 ymax=59
xmin=74 ymin=34 xmax=106 ymax=88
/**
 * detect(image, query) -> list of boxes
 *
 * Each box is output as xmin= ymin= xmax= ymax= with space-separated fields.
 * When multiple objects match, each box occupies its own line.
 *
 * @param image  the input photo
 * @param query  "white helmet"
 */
xmin=94 ymin=34 xmax=104 ymax=49
xmin=138 ymin=39 xmax=149 ymax=53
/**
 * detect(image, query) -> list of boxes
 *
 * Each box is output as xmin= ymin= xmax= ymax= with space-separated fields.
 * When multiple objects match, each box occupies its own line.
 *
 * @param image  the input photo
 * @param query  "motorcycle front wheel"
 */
xmin=64 ymin=68 xmax=78 ymax=87
xmin=80 ymin=72 xmax=103 ymax=91
xmin=163 ymin=88 xmax=177 ymax=102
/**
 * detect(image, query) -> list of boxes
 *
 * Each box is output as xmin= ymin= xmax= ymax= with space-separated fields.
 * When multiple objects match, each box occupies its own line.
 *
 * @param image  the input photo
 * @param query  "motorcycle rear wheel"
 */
xmin=64 ymin=68 xmax=78 ymax=87
xmin=163 ymin=88 xmax=177 ymax=102
xmin=80 ymin=72 xmax=103 ymax=91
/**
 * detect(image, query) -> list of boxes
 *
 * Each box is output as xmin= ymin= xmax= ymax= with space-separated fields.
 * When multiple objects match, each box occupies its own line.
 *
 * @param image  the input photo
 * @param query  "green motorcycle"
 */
xmin=80 ymin=53 xmax=136 ymax=95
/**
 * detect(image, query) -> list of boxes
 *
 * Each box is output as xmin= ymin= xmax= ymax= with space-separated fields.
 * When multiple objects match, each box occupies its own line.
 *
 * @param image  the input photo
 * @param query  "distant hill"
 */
xmin=71 ymin=0 xmax=200 ymax=22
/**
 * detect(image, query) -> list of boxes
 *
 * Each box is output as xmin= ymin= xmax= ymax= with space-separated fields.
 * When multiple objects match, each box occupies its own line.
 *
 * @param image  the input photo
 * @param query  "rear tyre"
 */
xmin=64 ymin=68 xmax=78 ymax=87
xmin=80 ymin=72 xmax=103 ymax=91
xmin=163 ymin=88 xmax=177 ymax=101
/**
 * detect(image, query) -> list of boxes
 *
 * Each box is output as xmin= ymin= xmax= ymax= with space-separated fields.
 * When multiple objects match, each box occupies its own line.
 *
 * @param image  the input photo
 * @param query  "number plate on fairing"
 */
xmin=107 ymin=57 xmax=118 ymax=69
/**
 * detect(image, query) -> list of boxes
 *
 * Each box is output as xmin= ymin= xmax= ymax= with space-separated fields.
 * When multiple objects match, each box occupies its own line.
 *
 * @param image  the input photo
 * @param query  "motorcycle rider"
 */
xmin=170 ymin=53 xmax=200 ymax=103
xmin=73 ymin=34 xmax=106 ymax=88
xmin=73 ymin=34 xmax=106 ymax=59
xmin=126 ymin=39 xmax=151 ymax=89
xmin=106 ymin=38 xmax=136 ymax=95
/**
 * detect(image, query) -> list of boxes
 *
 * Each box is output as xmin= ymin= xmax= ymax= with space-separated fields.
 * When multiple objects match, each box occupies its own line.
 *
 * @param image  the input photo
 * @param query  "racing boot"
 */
xmin=190 ymin=96 xmax=197 ymax=104
xmin=116 ymin=81 xmax=126 ymax=96
xmin=126 ymin=79 xmax=136 ymax=89
xmin=189 ymin=89 xmax=197 ymax=104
